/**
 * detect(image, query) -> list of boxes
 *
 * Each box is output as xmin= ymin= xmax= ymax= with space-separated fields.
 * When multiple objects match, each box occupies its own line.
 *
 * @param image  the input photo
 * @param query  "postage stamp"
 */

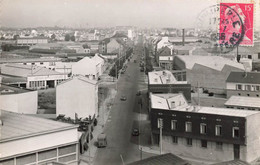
xmin=195 ymin=0 xmax=255 ymax=54
xmin=219 ymin=2 xmax=254 ymax=46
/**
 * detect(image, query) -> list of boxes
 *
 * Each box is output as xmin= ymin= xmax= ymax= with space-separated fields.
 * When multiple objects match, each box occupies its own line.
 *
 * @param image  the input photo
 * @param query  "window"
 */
xmin=245 ymin=85 xmax=251 ymax=91
xmin=171 ymin=120 xmax=177 ymax=130
xmin=185 ymin=122 xmax=192 ymax=132
xmin=172 ymin=136 xmax=178 ymax=144
xmin=233 ymin=127 xmax=240 ymax=138
xmin=236 ymin=84 xmax=242 ymax=90
xmin=256 ymin=86 xmax=260 ymax=91
xmin=200 ymin=123 xmax=207 ymax=134
xmin=216 ymin=142 xmax=223 ymax=150
xmin=248 ymin=55 xmax=252 ymax=59
xmin=40 ymin=62 xmax=44 ymax=65
xmin=247 ymin=94 xmax=250 ymax=96
xmin=186 ymin=138 xmax=192 ymax=146
xmin=215 ymin=125 xmax=222 ymax=136
xmin=31 ymin=62 xmax=35 ymax=65
xmin=157 ymin=118 xmax=163 ymax=128
xmin=201 ymin=140 xmax=207 ymax=148
xmin=238 ymin=93 xmax=241 ymax=96
xmin=23 ymin=63 xmax=27 ymax=65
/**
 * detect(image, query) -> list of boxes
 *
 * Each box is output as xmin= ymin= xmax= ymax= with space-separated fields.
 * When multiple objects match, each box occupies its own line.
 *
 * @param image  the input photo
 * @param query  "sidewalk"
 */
xmin=79 ymin=88 xmax=117 ymax=165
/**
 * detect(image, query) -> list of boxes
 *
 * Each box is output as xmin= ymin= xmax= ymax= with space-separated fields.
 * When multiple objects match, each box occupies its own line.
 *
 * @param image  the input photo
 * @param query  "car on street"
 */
xmin=120 ymin=95 xmax=127 ymax=101
xmin=136 ymin=91 xmax=141 ymax=96
xmin=132 ymin=128 xmax=139 ymax=136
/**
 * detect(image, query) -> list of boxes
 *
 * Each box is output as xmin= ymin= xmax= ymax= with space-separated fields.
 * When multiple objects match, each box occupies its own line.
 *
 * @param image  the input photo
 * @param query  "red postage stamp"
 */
xmin=219 ymin=2 xmax=254 ymax=46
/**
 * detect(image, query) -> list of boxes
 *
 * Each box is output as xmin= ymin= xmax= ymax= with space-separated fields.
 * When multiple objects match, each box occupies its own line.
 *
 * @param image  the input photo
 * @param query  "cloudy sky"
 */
xmin=0 ymin=0 xmax=259 ymax=29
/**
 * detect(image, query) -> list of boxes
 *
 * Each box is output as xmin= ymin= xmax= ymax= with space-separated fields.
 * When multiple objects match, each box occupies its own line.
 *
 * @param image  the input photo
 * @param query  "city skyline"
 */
xmin=1 ymin=0 xmax=217 ymax=28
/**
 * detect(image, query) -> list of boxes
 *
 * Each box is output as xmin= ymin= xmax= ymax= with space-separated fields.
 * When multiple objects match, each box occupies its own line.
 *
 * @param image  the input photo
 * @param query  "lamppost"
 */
xmin=139 ymin=97 xmax=143 ymax=160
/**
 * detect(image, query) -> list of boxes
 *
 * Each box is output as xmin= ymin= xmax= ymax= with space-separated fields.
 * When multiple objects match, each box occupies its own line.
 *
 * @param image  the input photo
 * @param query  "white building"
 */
xmin=56 ymin=75 xmax=98 ymax=120
xmin=16 ymin=37 xmax=48 ymax=46
xmin=0 ymin=110 xmax=79 ymax=165
xmin=157 ymin=37 xmax=172 ymax=50
xmin=225 ymin=95 xmax=260 ymax=111
xmin=0 ymin=84 xmax=37 ymax=114
xmin=72 ymin=54 xmax=105 ymax=80
xmin=1 ymin=64 xmax=68 ymax=89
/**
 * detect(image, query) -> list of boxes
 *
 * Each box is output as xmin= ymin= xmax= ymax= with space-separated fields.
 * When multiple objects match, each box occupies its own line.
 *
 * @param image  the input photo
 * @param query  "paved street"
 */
xmin=94 ymin=44 xmax=154 ymax=165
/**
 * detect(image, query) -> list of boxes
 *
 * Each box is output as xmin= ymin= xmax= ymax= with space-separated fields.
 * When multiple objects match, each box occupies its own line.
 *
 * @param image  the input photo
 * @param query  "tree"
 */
xmin=70 ymin=35 xmax=76 ymax=41
xmin=13 ymin=35 xmax=19 ymax=40
xmin=51 ymin=34 xmax=56 ymax=40
xmin=65 ymin=34 xmax=70 ymax=41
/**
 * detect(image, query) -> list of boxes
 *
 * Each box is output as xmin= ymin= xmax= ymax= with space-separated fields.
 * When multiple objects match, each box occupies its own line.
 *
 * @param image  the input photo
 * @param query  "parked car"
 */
xmin=136 ymin=91 xmax=141 ymax=96
xmin=97 ymin=133 xmax=107 ymax=148
xmin=120 ymin=95 xmax=127 ymax=101
xmin=132 ymin=128 xmax=139 ymax=136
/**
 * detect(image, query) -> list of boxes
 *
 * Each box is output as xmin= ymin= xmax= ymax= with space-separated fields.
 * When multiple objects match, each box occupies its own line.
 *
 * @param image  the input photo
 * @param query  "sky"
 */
xmin=0 ymin=0 xmax=259 ymax=29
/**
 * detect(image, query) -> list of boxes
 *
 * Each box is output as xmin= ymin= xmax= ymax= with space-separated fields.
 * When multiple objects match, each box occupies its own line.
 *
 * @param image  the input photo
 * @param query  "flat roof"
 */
xmin=176 ymin=55 xmax=244 ymax=71
xmin=148 ymin=70 xmax=187 ymax=85
xmin=177 ymin=106 xmax=259 ymax=117
xmin=225 ymin=96 xmax=260 ymax=108
xmin=0 ymin=110 xmax=78 ymax=142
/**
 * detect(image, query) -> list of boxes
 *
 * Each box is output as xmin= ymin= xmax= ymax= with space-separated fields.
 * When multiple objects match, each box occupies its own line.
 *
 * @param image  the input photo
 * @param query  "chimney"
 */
xmin=182 ymin=29 xmax=185 ymax=46
xmin=171 ymin=101 xmax=175 ymax=109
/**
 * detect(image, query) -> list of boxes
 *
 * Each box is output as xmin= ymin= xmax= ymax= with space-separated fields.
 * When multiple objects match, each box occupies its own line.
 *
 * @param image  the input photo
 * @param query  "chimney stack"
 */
xmin=182 ymin=29 xmax=185 ymax=46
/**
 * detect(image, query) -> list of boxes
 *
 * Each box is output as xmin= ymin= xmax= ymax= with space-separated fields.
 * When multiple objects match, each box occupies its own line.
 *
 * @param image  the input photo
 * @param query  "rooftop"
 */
xmin=0 ymin=110 xmax=77 ymax=142
xmin=151 ymin=94 xmax=259 ymax=117
xmin=1 ymin=63 xmax=67 ymax=77
xmin=150 ymin=93 xmax=189 ymax=110
xmin=225 ymin=96 xmax=260 ymax=108
xmin=128 ymin=153 xmax=189 ymax=165
xmin=176 ymin=55 xmax=244 ymax=71
xmin=0 ymin=57 xmax=61 ymax=64
xmin=148 ymin=70 xmax=187 ymax=85
xmin=226 ymin=71 xmax=260 ymax=84
xmin=0 ymin=84 xmax=33 ymax=95
xmin=58 ymin=75 xmax=97 ymax=86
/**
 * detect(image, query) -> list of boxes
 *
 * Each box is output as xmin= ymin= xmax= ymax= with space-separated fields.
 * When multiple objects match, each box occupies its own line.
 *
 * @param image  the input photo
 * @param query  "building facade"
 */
xmin=0 ymin=110 xmax=79 ymax=165
xmin=56 ymin=76 xmax=98 ymax=120
xmin=226 ymin=71 xmax=260 ymax=98
xmin=16 ymin=37 xmax=48 ymax=46
xmin=150 ymin=93 xmax=260 ymax=163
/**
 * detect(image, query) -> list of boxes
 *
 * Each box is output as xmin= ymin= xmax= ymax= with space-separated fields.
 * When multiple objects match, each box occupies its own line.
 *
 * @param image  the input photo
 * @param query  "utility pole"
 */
xmin=120 ymin=154 xmax=125 ymax=165
xmin=139 ymin=100 xmax=142 ymax=160
xmin=159 ymin=118 xmax=163 ymax=155
xmin=197 ymin=82 xmax=200 ymax=108
xmin=88 ymin=123 xmax=91 ymax=164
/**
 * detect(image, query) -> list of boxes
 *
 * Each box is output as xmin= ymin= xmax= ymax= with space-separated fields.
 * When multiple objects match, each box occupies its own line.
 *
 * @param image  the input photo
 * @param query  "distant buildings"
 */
xmin=16 ymin=36 xmax=49 ymax=46
xmin=0 ymin=84 xmax=37 ymax=114
xmin=156 ymin=46 xmax=174 ymax=70
xmin=226 ymin=71 xmax=260 ymax=98
xmin=56 ymin=75 xmax=98 ymax=120
xmin=148 ymin=70 xmax=191 ymax=102
xmin=150 ymin=93 xmax=260 ymax=163
xmin=1 ymin=64 xmax=68 ymax=89
xmin=173 ymin=55 xmax=245 ymax=94
xmin=0 ymin=110 xmax=79 ymax=165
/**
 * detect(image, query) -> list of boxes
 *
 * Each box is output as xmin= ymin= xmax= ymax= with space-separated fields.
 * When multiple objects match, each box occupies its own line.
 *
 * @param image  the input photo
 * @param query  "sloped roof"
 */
xmin=58 ymin=75 xmax=97 ymax=86
xmin=225 ymin=96 xmax=260 ymax=108
xmin=111 ymin=33 xmax=128 ymax=38
xmin=0 ymin=110 xmax=77 ymax=142
xmin=1 ymin=64 xmax=66 ymax=77
xmin=176 ymin=55 xmax=244 ymax=71
xmin=128 ymin=153 xmax=189 ymax=165
xmin=158 ymin=46 xmax=172 ymax=56
xmin=226 ymin=71 xmax=260 ymax=84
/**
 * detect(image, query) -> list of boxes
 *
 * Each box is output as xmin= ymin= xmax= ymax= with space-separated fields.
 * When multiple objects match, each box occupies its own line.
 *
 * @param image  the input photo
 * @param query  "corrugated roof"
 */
xmin=225 ymin=96 xmax=260 ymax=108
xmin=226 ymin=71 xmax=260 ymax=84
xmin=0 ymin=57 xmax=61 ymax=64
xmin=0 ymin=84 xmax=32 ymax=94
xmin=176 ymin=55 xmax=244 ymax=71
xmin=0 ymin=110 xmax=77 ymax=142
xmin=128 ymin=153 xmax=189 ymax=165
